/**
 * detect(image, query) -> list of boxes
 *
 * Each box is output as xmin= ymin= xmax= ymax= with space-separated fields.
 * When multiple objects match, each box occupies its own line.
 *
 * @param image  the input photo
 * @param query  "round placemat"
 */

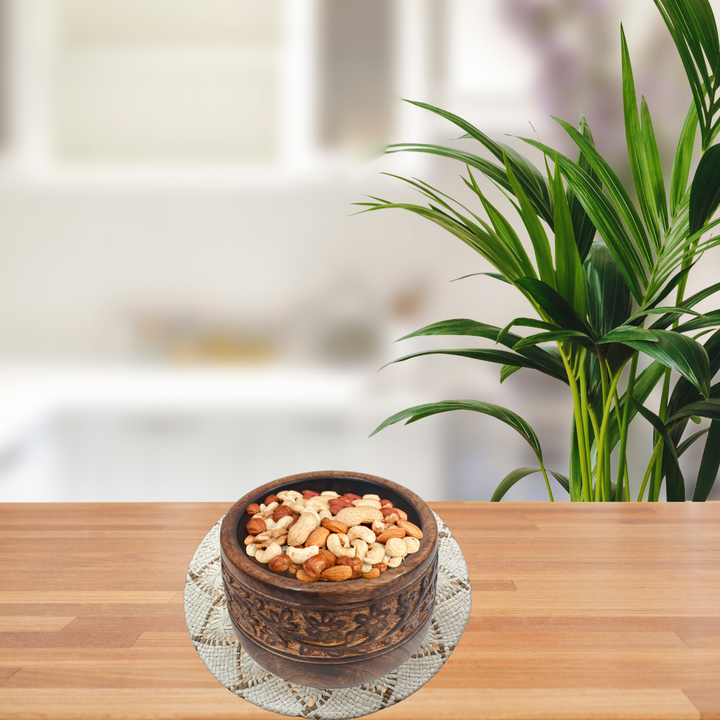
xmin=184 ymin=511 xmax=471 ymax=719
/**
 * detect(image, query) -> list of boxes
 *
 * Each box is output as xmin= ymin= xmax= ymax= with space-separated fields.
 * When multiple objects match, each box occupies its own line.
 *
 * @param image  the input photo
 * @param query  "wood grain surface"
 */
xmin=0 ymin=501 xmax=718 ymax=720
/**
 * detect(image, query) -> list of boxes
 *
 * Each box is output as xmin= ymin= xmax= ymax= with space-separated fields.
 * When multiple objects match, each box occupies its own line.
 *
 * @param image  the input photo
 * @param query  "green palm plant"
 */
xmin=361 ymin=0 xmax=720 ymax=502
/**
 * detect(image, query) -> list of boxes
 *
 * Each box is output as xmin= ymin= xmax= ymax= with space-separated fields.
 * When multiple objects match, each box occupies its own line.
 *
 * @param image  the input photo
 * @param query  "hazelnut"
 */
xmin=246 ymin=517 xmax=266 ymax=536
xmin=336 ymin=556 xmax=363 ymax=579
xmin=247 ymin=503 xmax=260 ymax=515
xmin=265 ymin=494 xmax=279 ymax=505
xmin=272 ymin=505 xmax=293 ymax=523
xmin=303 ymin=555 xmax=330 ymax=578
xmin=268 ymin=554 xmax=291 ymax=573
xmin=373 ymin=562 xmax=387 ymax=573
xmin=288 ymin=563 xmax=301 ymax=575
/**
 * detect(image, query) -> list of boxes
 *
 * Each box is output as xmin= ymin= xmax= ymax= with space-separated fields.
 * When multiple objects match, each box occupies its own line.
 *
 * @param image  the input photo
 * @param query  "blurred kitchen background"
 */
xmin=0 ymin=0 xmax=718 ymax=502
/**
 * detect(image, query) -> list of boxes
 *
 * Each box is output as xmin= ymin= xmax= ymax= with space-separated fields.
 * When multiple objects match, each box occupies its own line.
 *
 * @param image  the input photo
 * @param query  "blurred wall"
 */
xmin=0 ymin=0 xmax=717 ymax=501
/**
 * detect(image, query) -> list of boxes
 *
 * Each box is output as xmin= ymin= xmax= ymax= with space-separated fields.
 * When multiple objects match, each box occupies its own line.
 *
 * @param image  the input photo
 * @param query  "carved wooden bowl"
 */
xmin=220 ymin=470 xmax=439 ymax=688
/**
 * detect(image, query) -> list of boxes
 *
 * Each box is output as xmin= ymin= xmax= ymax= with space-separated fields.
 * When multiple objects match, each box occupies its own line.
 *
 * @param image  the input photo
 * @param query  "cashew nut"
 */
xmin=254 ymin=534 xmax=287 ymax=549
xmin=404 ymin=536 xmax=420 ymax=554
xmin=361 ymin=562 xmax=372 ymax=574
xmin=385 ymin=537 xmax=407 ymax=557
xmin=387 ymin=555 xmax=403 ymax=568
xmin=347 ymin=525 xmax=376 ymax=544
xmin=362 ymin=494 xmax=380 ymax=500
xmin=286 ymin=545 xmax=319 ymax=564
xmin=353 ymin=498 xmax=382 ymax=509
xmin=305 ymin=497 xmax=331 ymax=513
xmin=335 ymin=506 xmax=383 ymax=527
xmin=255 ymin=542 xmax=283 ymax=563
xmin=287 ymin=511 xmax=320 ymax=546
xmin=277 ymin=490 xmax=302 ymax=502
xmin=318 ymin=509 xmax=333 ymax=520
xmin=320 ymin=491 xmax=340 ymax=499
xmin=364 ymin=542 xmax=385 ymax=565
xmin=288 ymin=500 xmax=307 ymax=514
xmin=351 ymin=539 xmax=368 ymax=560
xmin=254 ymin=502 xmax=278 ymax=519
xmin=327 ymin=532 xmax=355 ymax=558
xmin=246 ymin=543 xmax=258 ymax=557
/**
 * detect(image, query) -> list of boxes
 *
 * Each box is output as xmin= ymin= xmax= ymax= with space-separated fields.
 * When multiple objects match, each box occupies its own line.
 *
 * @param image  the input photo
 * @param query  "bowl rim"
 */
xmin=220 ymin=469 xmax=438 ymax=598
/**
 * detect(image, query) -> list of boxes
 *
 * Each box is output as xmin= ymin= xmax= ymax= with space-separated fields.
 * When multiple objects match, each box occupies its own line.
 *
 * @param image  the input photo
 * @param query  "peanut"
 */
xmin=343 ymin=493 xmax=362 ymax=501
xmin=363 ymin=494 xmax=380 ymax=500
xmin=335 ymin=506 xmax=383 ymax=528
xmin=287 ymin=511 xmax=320 ymax=546
xmin=380 ymin=499 xmax=393 ymax=508
xmin=302 ymin=489 xmax=320 ymax=498
xmin=381 ymin=506 xmax=397 ymax=517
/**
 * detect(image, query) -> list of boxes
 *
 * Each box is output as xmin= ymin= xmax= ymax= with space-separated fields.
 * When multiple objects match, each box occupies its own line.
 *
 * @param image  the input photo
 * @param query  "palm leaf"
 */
xmin=491 ymin=466 xmax=569 ymax=501
xmin=670 ymin=101 xmax=698 ymax=217
xmin=689 ymin=144 xmax=720 ymax=235
xmin=370 ymin=400 xmax=545 ymax=462
xmin=694 ymin=420 xmax=720 ymax=500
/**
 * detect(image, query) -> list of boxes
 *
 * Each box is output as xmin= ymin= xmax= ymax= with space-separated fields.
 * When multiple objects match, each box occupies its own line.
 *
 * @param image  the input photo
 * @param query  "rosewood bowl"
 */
xmin=220 ymin=470 xmax=439 ymax=688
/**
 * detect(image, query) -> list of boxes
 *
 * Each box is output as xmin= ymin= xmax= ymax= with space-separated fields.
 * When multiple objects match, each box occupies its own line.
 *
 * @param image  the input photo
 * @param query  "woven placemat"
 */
xmin=184 ymin=511 xmax=471 ymax=719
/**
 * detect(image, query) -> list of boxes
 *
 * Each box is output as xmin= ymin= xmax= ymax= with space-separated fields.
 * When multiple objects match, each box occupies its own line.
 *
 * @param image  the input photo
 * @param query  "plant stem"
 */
xmin=637 ymin=440 xmax=664 ymax=501
xmin=588 ymin=405 xmax=601 ymax=501
xmin=595 ymin=365 xmax=627 ymax=502
xmin=613 ymin=384 xmax=626 ymax=501
xmin=538 ymin=457 xmax=554 ymax=502
xmin=577 ymin=351 xmax=593 ymax=496
xmin=650 ymin=369 xmax=671 ymax=501
xmin=559 ymin=347 xmax=591 ymax=502
xmin=616 ymin=353 xmax=638 ymax=502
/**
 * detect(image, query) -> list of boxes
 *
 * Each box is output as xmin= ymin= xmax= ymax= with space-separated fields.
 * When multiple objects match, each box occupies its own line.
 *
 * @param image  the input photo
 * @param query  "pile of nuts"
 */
xmin=243 ymin=489 xmax=423 ymax=582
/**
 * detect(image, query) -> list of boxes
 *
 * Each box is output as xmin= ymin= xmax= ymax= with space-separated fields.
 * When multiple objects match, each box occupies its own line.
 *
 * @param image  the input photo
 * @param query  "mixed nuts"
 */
xmin=243 ymin=489 xmax=423 ymax=582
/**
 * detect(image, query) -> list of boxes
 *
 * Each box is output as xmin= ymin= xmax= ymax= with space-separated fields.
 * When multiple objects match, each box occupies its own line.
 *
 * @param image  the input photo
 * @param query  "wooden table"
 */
xmin=0 ymin=502 xmax=718 ymax=720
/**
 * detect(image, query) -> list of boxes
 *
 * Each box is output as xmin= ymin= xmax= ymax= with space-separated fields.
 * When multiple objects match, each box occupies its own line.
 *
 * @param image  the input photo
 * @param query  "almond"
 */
xmin=395 ymin=508 xmax=408 ymax=521
xmin=247 ymin=503 xmax=260 ymax=515
xmin=321 ymin=565 xmax=353 ymax=582
xmin=246 ymin=517 xmax=266 ymax=536
xmin=321 ymin=518 xmax=348 ymax=534
xmin=397 ymin=519 xmax=422 ymax=539
xmin=317 ymin=548 xmax=337 ymax=566
xmin=296 ymin=568 xmax=319 ymax=582
xmin=361 ymin=568 xmax=380 ymax=579
xmin=305 ymin=526 xmax=331 ymax=548
xmin=377 ymin=526 xmax=406 ymax=543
